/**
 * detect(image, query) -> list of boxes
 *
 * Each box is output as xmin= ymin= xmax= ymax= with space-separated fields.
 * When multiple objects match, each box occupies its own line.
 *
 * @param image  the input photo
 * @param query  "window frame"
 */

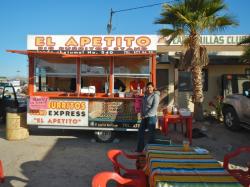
xmin=113 ymin=56 xmax=151 ymax=93
xmin=113 ymin=56 xmax=151 ymax=77
xmin=34 ymin=57 xmax=77 ymax=92
xmin=178 ymin=69 xmax=208 ymax=92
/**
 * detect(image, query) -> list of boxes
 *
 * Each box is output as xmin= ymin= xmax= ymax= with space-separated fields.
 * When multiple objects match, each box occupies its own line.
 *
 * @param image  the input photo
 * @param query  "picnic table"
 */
xmin=144 ymin=144 xmax=243 ymax=187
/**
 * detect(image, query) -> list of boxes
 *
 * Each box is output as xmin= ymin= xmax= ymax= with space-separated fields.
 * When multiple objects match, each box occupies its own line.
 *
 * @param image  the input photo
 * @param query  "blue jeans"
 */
xmin=136 ymin=116 xmax=157 ymax=152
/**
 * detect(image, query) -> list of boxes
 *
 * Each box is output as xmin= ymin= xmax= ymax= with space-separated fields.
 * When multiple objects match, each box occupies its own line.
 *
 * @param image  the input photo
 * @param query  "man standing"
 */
xmin=136 ymin=82 xmax=160 ymax=152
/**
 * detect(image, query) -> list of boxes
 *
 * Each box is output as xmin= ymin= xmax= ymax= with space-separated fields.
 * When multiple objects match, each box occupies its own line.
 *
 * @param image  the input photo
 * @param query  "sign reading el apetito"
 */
xmin=27 ymin=98 xmax=88 ymax=126
xmin=27 ymin=35 xmax=158 ymax=54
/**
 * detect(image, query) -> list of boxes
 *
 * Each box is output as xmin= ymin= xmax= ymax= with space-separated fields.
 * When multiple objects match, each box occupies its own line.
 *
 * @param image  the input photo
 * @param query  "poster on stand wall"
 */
xmin=27 ymin=97 xmax=88 ymax=126
xmin=88 ymin=100 xmax=141 ymax=129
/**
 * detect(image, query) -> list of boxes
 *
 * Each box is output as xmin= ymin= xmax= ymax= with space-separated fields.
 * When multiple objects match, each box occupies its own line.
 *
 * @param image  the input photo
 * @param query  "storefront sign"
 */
xmin=27 ymin=99 xmax=88 ymax=126
xmin=158 ymin=35 xmax=249 ymax=45
xmin=28 ymin=35 xmax=249 ymax=54
xmin=27 ymin=35 xmax=158 ymax=54
xmin=29 ymin=96 xmax=49 ymax=110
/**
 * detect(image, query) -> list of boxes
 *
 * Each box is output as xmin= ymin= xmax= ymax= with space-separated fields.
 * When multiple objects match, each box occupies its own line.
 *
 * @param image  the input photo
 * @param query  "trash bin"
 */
xmin=6 ymin=107 xmax=29 ymax=141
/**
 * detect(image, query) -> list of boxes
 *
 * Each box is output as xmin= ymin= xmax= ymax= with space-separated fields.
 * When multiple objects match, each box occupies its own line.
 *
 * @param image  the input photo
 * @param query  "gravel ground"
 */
xmin=0 ymin=119 xmax=249 ymax=187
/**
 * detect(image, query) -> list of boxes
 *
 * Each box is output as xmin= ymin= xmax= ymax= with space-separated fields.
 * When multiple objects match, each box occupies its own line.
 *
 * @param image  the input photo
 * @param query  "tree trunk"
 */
xmin=190 ymin=32 xmax=204 ymax=121
xmin=192 ymin=65 xmax=204 ymax=121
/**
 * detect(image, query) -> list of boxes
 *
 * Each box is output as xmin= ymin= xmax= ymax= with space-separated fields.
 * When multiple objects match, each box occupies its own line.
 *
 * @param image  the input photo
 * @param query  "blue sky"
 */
xmin=0 ymin=0 xmax=249 ymax=77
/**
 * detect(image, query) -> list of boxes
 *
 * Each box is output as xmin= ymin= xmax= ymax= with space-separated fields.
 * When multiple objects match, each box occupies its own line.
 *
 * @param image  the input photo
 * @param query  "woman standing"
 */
xmin=136 ymin=82 xmax=160 ymax=152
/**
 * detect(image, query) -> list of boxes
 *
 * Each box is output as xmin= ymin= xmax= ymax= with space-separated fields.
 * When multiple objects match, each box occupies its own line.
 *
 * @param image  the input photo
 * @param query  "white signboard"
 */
xmin=158 ymin=35 xmax=249 ymax=45
xmin=27 ymin=35 xmax=158 ymax=53
xmin=28 ymin=35 xmax=249 ymax=53
xmin=27 ymin=98 xmax=88 ymax=126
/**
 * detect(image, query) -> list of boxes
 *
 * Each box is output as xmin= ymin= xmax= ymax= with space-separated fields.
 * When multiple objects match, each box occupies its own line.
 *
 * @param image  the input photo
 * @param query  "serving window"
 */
xmin=33 ymin=55 xmax=153 ymax=95
xmin=34 ymin=57 xmax=77 ymax=92
xmin=80 ymin=57 xmax=110 ymax=93
xmin=113 ymin=56 xmax=151 ymax=93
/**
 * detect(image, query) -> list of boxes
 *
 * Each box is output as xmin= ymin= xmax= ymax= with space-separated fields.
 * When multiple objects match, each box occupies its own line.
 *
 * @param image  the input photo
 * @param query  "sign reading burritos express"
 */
xmin=27 ymin=35 xmax=158 ymax=54
xmin=27 ymin=98 xmax=88 ymax=126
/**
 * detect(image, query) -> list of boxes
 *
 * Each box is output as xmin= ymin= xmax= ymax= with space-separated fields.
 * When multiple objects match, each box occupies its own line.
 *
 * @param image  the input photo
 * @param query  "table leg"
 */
xmin=164 ymin=118 xmax=169 ymax=136
xmin=187 ymin=117 xmax=192 ymax=144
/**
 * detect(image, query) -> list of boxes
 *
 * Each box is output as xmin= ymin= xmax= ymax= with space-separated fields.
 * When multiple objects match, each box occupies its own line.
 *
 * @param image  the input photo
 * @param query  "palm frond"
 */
xmin=158 ymin=28 xmax=184 ymax=44
xmin=238 ymin=36 xmax=250 ymax=45
xmin=204 ymin=0 xmax=227 ymax=17
xmin=207 ymin=15 xmax=238 ymax=32
xmin=155 ymin=0 xmax=236 ymax=67
xmin=238 ymin=36 xmax=250 ymax=62
xmin=240 ymin=47 xmax=250 ymax=63
xmin=158 ymin=28 xmax=176 ymax=36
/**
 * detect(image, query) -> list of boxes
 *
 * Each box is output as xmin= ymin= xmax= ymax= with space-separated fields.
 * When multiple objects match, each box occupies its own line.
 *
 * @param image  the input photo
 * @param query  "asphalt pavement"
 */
xmin=1 ymin=120 xmax=250 ymax=187
xmin=0 ymin=124 xmax=138 ymax=187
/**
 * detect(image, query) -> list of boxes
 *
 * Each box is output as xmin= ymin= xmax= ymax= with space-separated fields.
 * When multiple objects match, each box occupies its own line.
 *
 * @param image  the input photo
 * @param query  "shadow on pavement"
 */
xmin=1 ymin=127 xmax=138 ymax=187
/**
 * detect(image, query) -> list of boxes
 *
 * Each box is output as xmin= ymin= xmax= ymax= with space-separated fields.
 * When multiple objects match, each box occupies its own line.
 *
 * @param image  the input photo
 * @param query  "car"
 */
xmin=222 ymin=89 xmax=250 ymax=130
xmin=0 ymin=85 xmax=27 ymax=122
xmin=0 ymin=82 xmax=10 ymax=93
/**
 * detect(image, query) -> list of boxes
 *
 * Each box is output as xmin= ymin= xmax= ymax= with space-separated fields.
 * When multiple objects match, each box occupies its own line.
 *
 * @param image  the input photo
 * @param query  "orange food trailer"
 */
xmin=8 ymin=35 xmax=158 ymax=142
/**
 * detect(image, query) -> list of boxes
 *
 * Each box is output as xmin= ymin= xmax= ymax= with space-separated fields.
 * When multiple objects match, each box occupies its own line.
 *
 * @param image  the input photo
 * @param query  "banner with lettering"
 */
xmin=27 ymin=35 xmax=158 ymax=54
xmin=27 ymin=99 xmax=88 ymax=126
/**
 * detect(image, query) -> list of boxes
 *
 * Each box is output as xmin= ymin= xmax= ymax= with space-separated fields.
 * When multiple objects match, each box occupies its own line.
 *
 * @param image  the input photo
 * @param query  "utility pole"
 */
xmin=107 ymin=8 xmax=114 ymax=34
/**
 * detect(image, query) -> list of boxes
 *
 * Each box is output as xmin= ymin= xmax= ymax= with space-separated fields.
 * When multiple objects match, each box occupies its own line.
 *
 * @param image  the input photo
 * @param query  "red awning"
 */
xmin=7 ymin=50 xmax=63 ymax=57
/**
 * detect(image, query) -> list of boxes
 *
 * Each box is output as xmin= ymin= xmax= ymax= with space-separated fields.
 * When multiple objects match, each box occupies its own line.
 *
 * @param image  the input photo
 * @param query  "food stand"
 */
xmin=8 ymin=35 xmax=158 ymax=142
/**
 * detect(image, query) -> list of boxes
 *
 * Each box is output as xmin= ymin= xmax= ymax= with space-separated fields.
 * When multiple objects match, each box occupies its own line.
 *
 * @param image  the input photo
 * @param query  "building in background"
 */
xmin=0 ymin=77 xmax=7 ymax=83
xmin=156 ymin=35 xmax=250 ymax=114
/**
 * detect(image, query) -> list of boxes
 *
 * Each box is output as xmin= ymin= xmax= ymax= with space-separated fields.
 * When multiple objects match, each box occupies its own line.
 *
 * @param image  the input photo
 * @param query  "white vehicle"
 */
xmin=9 ymin=80 xmax=21 ymax=93
xmin=222 ymin=74 xmax=250 ymax=130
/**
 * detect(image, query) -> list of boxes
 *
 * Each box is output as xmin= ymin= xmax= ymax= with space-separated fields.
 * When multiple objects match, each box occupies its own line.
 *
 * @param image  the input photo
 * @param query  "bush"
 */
xmin=208 ymin=96 xmax=224 ymax=120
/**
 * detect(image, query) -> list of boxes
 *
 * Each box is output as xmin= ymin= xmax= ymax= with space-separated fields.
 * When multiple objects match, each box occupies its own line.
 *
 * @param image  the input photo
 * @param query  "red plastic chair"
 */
xmin=107 ymin=150 xmax=146 ymax=184
xmin=223 ymin=146 xmax=250 ymax=187
xmin=92 ymin=171 xmax=144 ymax=187
xmin=0 ymin=160 xmax=4 ymax=183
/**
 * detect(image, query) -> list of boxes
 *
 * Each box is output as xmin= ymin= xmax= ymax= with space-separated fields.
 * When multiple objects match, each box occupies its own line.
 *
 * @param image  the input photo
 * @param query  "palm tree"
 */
xmin=239 ymin=36 xmax=250 ymax=63
xmin=155 ymin=0 xmax=237 ymax=120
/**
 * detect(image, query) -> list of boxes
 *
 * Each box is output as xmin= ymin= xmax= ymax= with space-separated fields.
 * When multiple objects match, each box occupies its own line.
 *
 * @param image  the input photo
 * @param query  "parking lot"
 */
xmin=0 ymin=120 xmax=250 ymax=187
xmin=0 ymin=125 xmax=137 ymax=187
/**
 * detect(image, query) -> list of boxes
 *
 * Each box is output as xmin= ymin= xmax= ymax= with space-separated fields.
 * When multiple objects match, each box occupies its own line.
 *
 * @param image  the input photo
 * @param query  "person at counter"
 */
xmin=114 ymin=78 xmax=126 ymax=92
xmin=136 ymin=82 xmax=160 ymax=152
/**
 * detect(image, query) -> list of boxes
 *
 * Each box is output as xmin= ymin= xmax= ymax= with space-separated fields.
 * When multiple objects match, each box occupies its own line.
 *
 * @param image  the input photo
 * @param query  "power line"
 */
xmin=107 ymin=0 xmax=179 ymax=34
xmin=113 ymin=0 xmax=178 ymax=13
